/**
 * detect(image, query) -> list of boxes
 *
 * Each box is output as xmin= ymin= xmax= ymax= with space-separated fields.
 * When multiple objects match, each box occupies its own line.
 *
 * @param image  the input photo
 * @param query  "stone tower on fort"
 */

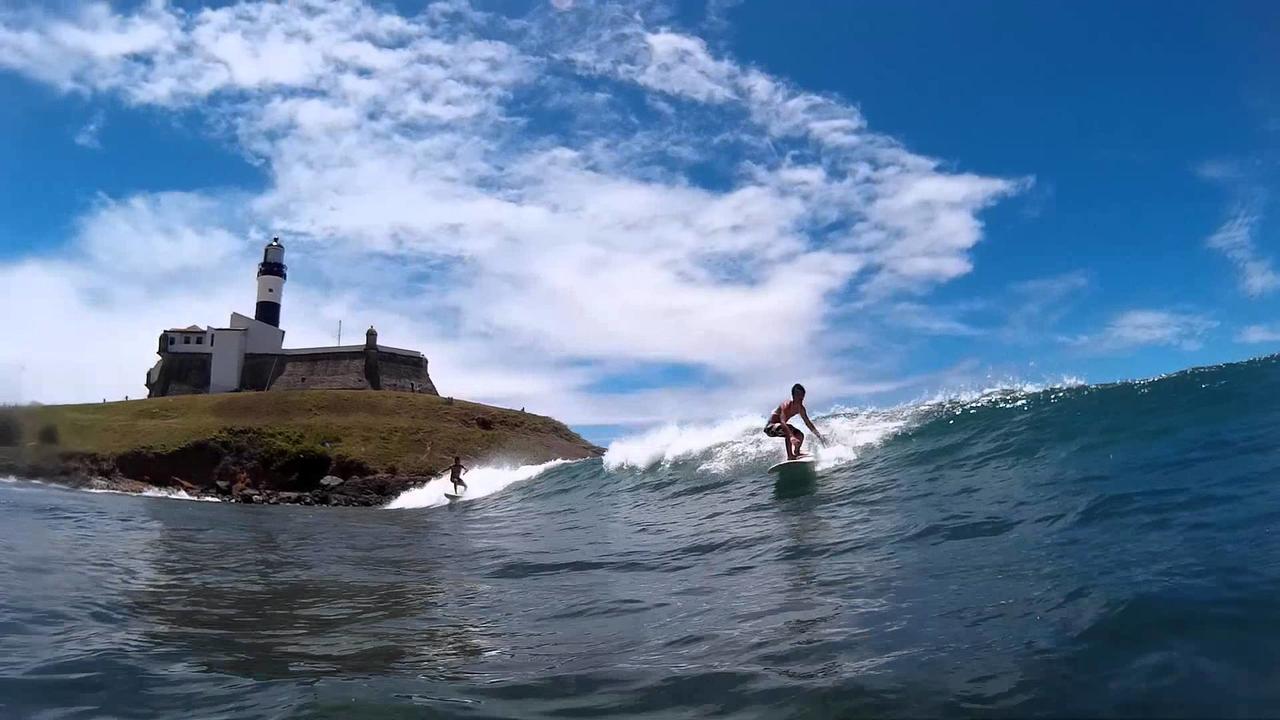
xmin=145 ymin=237 xmax=438 ymax=398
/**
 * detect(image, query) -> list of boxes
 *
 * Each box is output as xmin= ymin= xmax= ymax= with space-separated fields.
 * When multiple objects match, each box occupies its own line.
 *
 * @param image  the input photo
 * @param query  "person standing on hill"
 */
xmin=764 ymin=383 xmax=826 ymax=460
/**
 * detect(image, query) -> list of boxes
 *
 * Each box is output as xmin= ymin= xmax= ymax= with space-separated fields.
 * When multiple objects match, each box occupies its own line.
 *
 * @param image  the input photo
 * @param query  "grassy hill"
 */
xmin=1 ymin=391 xmax=600 ymax=478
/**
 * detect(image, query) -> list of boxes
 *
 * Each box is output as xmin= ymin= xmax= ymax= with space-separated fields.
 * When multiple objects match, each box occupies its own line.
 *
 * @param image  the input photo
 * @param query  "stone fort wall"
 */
xmin=146 ymin=354 xmax=211 ymax=397
xmin=270 ymin=352 xmax=371 ymax=391
xmin=149 ymin=349 xmax=437 ymax=398
xmin=377 ymin=350 xmax=439 ymax=394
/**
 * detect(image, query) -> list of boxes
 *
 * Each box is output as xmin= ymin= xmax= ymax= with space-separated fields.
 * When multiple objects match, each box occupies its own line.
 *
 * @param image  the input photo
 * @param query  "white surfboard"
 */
xmin=444 ymin=491 xmax=464 ymax=502
xmin=768 ymin=457 xmax=816 ymax=478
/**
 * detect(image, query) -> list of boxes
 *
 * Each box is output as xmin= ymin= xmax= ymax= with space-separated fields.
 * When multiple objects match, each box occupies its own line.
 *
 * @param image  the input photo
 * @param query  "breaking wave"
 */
xmin=601 ymin=378 xmax=1088 ymax=474
xmin=384 ymin=459 xmax=570 ymax=509
xmin=81 ymin=485 xmax=222 ymax=502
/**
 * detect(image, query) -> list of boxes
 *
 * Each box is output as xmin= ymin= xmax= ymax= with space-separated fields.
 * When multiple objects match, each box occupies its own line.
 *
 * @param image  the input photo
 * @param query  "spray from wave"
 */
xmin=603 ymin=408 xmax=914 ymax=473
xmin=82 ymin=486 xmax=222 ymax=502
xmin=141 ymin=487 xmax=221 ymax=502
xmin=603 ymin=378 xmax=1091 ymax=474
xmin=602 ymin=415 xmax=763 ymax=471
xmin=1 ymin=476 xmax=221 ymax=501
xmin=384 ymin=459 xmax=569 ymax=509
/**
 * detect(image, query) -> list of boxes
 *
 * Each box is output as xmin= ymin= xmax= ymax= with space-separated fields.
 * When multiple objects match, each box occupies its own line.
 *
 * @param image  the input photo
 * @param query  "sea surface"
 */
xmin=3 ymin=356 xmax=1280 ymax=718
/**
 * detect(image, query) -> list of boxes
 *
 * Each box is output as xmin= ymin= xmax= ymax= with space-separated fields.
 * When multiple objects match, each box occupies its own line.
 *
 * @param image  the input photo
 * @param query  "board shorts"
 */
xmin=763 ymin=422 xmax=801 ymax=438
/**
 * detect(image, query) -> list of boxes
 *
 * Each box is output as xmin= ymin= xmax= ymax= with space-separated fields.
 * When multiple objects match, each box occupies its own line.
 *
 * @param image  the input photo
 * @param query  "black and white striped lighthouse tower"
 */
xmin=255 ymin=237 xmax=287 ymax=327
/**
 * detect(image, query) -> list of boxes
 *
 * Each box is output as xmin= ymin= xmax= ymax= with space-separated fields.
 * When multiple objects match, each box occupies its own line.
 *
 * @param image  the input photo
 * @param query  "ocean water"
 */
xmin=3 ymin=356 xmax=1280 ymax=718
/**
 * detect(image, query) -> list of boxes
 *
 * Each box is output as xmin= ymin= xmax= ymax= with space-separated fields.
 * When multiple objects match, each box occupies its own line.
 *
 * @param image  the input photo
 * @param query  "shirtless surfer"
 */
xmin=764 ymin=383 xmax=826 ymax=460
xmin=447 ymin=456 xmax=468 ymax=494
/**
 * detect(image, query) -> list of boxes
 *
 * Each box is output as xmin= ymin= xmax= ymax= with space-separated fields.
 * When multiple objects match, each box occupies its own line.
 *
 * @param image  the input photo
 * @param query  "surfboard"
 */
xmin=768 ymin=457 xmax=817 ymax=479
xmin=444 ymin=492 xmax=464 ymax=502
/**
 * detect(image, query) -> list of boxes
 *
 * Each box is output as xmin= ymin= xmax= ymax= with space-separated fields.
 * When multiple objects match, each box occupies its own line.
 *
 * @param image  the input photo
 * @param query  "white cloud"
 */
xmin=1206 ymin=203 xmax=1279 ymax=297
xmin=0 ymin=0 xmax=1022 ymax=424
xmin=1002 ymin=270 xmax=1090 ymax=342
xmin=885 ymin=302 xmax=985 ymax=337
xmin=0 ymin=192 xmax=249 ymax=404
xmin=637 ymin=32 xmax=737 ymax=103
xmin=1067 ymin=310 xmax=1218 ymax=354
xmin=73 ymin=111 xmax=103 ymax=147
xmin=1237 ymin=324 xmax=1280 ymax=344
xmin=1010 ymin=271 xmax=1090 ymax=298
xmin=1195 ymin=158 xmax=1244 ymax=182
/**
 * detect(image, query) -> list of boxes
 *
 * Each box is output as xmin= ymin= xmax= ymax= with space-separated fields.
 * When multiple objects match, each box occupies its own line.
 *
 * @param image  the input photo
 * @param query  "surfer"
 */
xmin=764 ymin=383 xmax=826 ymax=460
xmin=447 ymin=456 xmax=468 ymax=494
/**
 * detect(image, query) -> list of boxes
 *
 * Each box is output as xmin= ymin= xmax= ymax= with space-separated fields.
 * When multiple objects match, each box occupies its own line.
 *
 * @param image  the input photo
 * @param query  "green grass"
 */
xmin=2 ymin=391 xmax=599 ymax=474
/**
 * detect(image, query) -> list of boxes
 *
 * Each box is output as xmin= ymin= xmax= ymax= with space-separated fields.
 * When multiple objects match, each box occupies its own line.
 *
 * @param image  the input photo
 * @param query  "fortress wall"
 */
xmin=240 ymin=354 xmax=289 ymax=392
xmin=146 ymin=355 xmax=212 ymax=398
xmin=269 ymin=352 xmax=372 ymax=391
xmin=149 ymin=347 xmax=438 ymax=396
xmin=377 ymin=351 xmax=438 ymax=395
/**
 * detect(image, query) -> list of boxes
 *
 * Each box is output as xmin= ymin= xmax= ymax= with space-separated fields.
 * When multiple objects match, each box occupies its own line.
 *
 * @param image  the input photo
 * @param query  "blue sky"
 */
xmin=0 ymin=0 xmax=1277 ymax=441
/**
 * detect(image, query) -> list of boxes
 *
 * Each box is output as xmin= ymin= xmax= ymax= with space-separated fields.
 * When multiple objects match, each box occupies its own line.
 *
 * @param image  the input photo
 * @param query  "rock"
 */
xmin=84 ymin=476 xmax=151 ymax=494
xmin=276 ymin=492 xmax=301 ymax=504
xmin=319 ymin=475 xmax=345 ymax=488
xmin=231 ymin=475 xmax=253 ymax=498
xmin=215 ymin=480 xmax=231 ymax=493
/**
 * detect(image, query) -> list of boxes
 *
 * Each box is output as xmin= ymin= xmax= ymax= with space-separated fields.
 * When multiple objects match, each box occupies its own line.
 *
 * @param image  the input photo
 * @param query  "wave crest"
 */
xmin=384 ymin=460 xmax=568 ymax=509
xmin=602 ymin=377 xmax=1092 ymax=474
xmin=603 ymin=408 xmax=916 ymax=474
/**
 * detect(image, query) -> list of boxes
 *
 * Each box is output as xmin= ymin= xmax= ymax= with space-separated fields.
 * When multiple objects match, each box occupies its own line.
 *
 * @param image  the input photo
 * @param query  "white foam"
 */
xmin=603 ymin=408 xmax=915 ymax=474
xmin=915 ymin=374 xmax=1087 ymax=408
xmin=0 ymin=477 xmax=52 ymax=489
xmin=603 ymin=415 xmax=763 ymax=471
xmin=384 ymin=459 xmax=567 ymax=510
xmin=601 ymin=375 xmax=1095 ymax=476
xmin=806 ymin=410 xmax=915 ymax=470
xmin=80 ymin=486 xmax=221 ymax=502
xmin=140 ymin=487 xmax=221 ymax=502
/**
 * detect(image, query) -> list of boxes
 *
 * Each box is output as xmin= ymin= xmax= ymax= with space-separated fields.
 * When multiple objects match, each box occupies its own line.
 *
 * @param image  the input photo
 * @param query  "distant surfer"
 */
xmin=447 ymin=456 xmax=468 ymax=494
xmin=764 ymin=384 xmax=826 ymax=460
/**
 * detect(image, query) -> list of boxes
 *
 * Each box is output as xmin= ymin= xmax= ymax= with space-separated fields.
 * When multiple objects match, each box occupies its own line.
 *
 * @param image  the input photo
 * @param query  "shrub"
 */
xmin=330 ymin=455 xmax=374 ymax=479
xmin=0 ymin=413 xmax=19 ymax=447
xmin=37 ymin=423 xmax=60 ymax=445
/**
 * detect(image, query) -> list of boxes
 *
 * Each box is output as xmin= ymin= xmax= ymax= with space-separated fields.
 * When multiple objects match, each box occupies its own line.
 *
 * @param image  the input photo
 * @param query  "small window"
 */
xmin=268 ymin=288 xmax=274 ymax=293
xmin=210 ymin=335 xmax=215 ymax=347
xmin=183 ymin=336 xmax=191 ymax=345
xmin=196 ymin=336 xmax=204 ymax=345
xmin=167 ymin=336 xmax=175 ymax=346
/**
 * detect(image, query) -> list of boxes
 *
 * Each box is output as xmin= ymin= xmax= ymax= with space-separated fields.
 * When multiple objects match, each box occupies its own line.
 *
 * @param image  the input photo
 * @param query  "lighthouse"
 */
xmin=255 ymin=237 xmax=287 ymax=327
xmin=147 ymin=237 xmax=437 ymax=398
